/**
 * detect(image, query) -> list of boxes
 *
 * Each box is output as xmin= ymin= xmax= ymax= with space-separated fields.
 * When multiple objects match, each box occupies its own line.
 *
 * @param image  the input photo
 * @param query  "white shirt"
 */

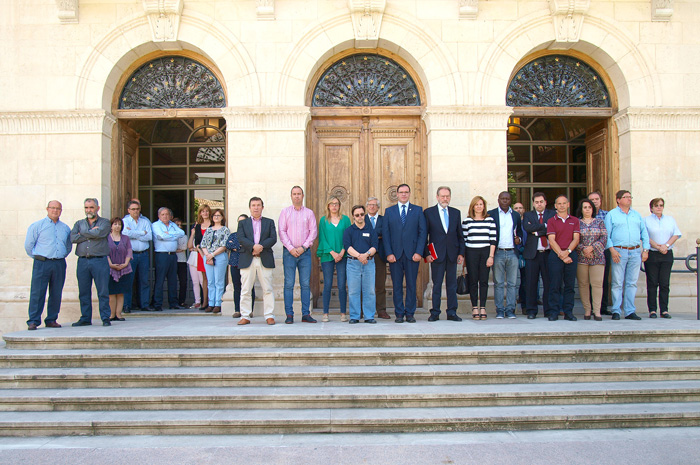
xmin=497 ymin=208 xmax=515 ymax=249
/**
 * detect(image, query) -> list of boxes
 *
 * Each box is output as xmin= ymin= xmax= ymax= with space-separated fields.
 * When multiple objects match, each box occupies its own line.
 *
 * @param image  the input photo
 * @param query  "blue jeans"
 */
xmin=321 ymin=258 xmax=347 ymax=314
xmin=611 ymin=247 xmax=642 ymax=316
xmin=347 ymin=258 xmax=376 ymax=320
xmin=547 ymin=251 xmax=578 ymax=317
xmin=76 ymin=256 xmax=111 ymax=323
xmin=27 ymin=258 xmax=66 ymax=326
xmin=204 ymin=253 xmax=228 ymax=307
xmin=154 ymin=252 xmax=178 ymax=308
xmin=493 ymin=249 xmax=518 ymax=316
xmin=389 ymin=254 xmax=419 ymax=318
xmin=283 ymin=248 xmax=312 ymax=316
xmin=124 ymin=250 xmax=150 ymax=309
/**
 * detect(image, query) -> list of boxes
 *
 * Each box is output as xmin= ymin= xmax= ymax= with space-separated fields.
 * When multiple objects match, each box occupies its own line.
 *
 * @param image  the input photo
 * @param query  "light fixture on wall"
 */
xmin=508 ymin=117 xmax=521 ymax=140
xmin=194 ymin=118 xmax=220 ymax=138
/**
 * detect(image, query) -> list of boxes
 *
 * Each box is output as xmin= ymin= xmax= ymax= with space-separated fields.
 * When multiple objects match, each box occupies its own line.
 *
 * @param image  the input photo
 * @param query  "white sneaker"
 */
xmin=322 ymin=314 xmax=329 ymax=322
xmin=340 ymin=314 xmax=348 ymax=322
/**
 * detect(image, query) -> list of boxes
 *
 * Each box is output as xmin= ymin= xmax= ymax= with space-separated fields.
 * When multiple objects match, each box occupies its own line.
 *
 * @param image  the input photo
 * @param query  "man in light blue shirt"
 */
xmin=152 ymin=207 xmax=185 ymax=311
xmin=122 ymin=199 xmax=152 ymax=312
xmin=604 ymin=190 xmax=650 ymax=320
xmin=24 ymin=200 xmax=72 ymax=330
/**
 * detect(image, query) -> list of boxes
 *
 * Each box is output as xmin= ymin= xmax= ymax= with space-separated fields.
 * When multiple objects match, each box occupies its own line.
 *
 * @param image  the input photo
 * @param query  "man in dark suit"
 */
xmin=424 ymin=186 xmax=465 ymax=321
xmin=365 ymin=197 xmax=390 ymax=319
xmin=383 ymin=183 xmax=427 ymax=323
xmin=522 ymin=192 xmax=555 ymax=319
xmin=237 ymin=197 xmax=277 ymax=326
xmin=487 ymin=191 xmax=523 ymax=319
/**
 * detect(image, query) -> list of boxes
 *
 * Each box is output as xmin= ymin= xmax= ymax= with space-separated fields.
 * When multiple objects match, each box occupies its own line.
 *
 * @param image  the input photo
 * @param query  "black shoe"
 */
xmin=72 ymin=321 xmax=91 ymax=327
xmin=612 ymin=313 xmax=621 ymax=320
xmin=102 ymin=320 xmax=111 ymax=326
xmin=285 ymin=316 xmax=294 ymax=324
xmin=405 ymin=316 xmax=416 ymax=323
xmin=349 ymin=319 xmax=359 ymax=324
xmin=395 ymin=317 xmax=404 ymax=323
xmin=365 ymin=319 xmax=377 ymax=324
xmin=123 ymin=308 xmax=131 ymax=314
xmin=548 ymin=315 xmax=558 ymax=321
xmin=446 ymin=315 xmax=462 ymax=322
xmin=428 ymin=315 xmax=439 ymax=322
xmin=661 ymin=312 xmax=672 ymax=319
xmin=564 ymin=314 xmax=577 ymax=321
xmin=527 ymin=314 xmax=536 ymax=320
xmin=170 ymin=305 xmax=182 ymax=310
xmin=649 ymin=312 xmax=658 ymax=318
xmin=152 ymin=307 xmax=162 ymax=312
xmin=601 ymin=309 xmax=613 ymax=316
xmin=302 ymin=315 xmax=317 ymax=323
xmin=141 ymin=307 xmax=152 ymax=312
xmin=625 ymin=313 xmax=642 ymax=320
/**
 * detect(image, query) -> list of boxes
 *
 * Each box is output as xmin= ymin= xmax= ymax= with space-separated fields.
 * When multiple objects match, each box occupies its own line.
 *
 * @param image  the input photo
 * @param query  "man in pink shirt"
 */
xmin=278 ymin=186 xmax=318 ymax=324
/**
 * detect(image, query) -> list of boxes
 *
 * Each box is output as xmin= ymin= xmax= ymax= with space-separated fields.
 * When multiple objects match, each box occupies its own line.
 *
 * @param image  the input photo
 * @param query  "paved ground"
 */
xmin=1 ymin=427 xmax=700 ymax=464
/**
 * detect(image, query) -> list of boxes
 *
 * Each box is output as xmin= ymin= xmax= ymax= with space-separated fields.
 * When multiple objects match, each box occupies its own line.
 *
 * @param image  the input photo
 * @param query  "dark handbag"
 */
xmin=456 ymin=270 xmax=469 ymax=295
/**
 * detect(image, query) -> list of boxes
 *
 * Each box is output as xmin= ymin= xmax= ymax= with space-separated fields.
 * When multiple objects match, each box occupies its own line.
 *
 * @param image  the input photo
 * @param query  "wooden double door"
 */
xmin=307 ymin=109 xmax=428 ymax=309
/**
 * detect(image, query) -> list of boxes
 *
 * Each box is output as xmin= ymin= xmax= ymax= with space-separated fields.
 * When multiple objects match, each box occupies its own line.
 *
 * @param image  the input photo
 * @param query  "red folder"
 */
xmin=424 ymin=243 xmax=438 ymax=262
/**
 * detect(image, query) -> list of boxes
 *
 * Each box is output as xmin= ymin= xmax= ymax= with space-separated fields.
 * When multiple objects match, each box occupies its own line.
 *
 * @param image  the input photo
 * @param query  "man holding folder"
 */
xmin=423 ymin=186 xmax=465 ymax=321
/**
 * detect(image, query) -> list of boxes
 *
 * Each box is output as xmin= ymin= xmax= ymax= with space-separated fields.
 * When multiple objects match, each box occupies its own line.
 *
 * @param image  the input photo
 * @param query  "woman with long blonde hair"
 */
xmin=316 ymin=196 xmax=351 ymax=322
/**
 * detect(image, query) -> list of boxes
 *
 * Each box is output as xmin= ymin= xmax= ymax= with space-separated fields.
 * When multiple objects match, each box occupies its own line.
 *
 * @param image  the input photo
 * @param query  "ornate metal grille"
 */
xmin=119 ymin=56 xmax=226 ymax=109
xmin=312 ymin=54 xmax=420 ymax=107
xmin=507 ymin=55 xmax=610 ymax=108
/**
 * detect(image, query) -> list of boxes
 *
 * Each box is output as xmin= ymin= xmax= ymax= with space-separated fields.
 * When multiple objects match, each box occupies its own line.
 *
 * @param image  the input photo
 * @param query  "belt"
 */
xmin=615 ymin=245 xmax=640 ymax=250
xmin=80 ymin=255 xmax=105 ymax=259
xmin=156 ymin=251 xmax=177 ymax=255
xmin=133 ymin=250 xmax=149 ymax=254
xmin=498 ymin=248 xmax=514 ymax=251
xmin=34 ymin=256 xmax=64 ymax=261
xmin=348 ymin=256 xmax=374 ymax=260
xmin=537 ymin=250 xmax=549 ymax=253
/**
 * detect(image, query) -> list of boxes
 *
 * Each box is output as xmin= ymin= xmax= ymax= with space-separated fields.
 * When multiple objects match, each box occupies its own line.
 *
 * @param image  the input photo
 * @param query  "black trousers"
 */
xmin=177 ymin=262 xmax=188 ymax=305
xmin=230 ymin=266 xmax=254 ymax=313
xmin=646 ymin=250 xmax=674 ymax=313
xmin=465 ymin=247 xmax=490 ymax=307
xmin=429 ymin=258 xmax=459 ymax=317
xmin=525 ymin=250 xmax=550 ymax=316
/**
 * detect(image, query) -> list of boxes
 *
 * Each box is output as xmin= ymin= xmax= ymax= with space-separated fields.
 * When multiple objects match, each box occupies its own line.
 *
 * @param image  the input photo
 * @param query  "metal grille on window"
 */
xmin=313 ymin=54 xmax=420 ymax=107
xmin=506 ymin=55 xmax=610 ymax=108
xmin=119 ymin=56 xmax=226 ymax=110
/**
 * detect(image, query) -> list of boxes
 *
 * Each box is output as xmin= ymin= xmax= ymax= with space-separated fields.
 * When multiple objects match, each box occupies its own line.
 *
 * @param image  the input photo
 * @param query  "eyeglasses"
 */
xmin=353 ymin=213 xmax=364 ymax=217
xmin=655 ymin=204 xmax=664 ymax=208
xmin=213 ymin=214 xmax=223 ymax=218
xmin=621 ymin=195 xmax=633 ymax=199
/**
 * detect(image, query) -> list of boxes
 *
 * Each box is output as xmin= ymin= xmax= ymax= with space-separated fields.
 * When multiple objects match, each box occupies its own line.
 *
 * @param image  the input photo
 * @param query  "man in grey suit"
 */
xmin=237 ymin=197 xmax=277 ymax=326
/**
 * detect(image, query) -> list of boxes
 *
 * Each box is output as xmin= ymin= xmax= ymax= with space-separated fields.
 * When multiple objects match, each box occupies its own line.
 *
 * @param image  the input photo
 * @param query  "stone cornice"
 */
xmin=0 ymin=111 xmax=116 ymax=136
xmin=422 ymin=106 xmax=512 ymax=131
xmin=56 ymin=0 xmax=79 ymax=24
xmin=614 ymin=107 xmax=700 ymax=135
xmin=221 ymin=107 xmax=310 ymax=131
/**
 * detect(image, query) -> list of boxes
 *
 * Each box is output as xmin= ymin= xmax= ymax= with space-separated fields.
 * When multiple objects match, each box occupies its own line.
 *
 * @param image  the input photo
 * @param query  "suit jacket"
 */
xmin=423 ymin=205 xmax=465 ymax=263
xmin=487 ymin=207 xmax=523 ymax=257
xmin=365 ymin=213 xmax=385 ymax=259
xmin=237 ymin=216 xmax=277 ymax=269
xmin=383 ymin=202 xmax=427 ymax=260
xmin=522 ymin=209 xmax=556 ymax=260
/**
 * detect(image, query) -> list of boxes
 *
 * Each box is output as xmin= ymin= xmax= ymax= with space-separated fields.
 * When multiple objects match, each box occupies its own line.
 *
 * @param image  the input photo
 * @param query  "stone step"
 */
xmin=2 ymin=343 xmax=700 ymax=368
xmin=1 ymin=361 xmax=700 ymax=389
xmin=1 ymin=381 xmax=699 ymax=411
xmin=6 ymin=328 xmax=700 ymax=350
xmin=0 ymin=402 xmax=699 ymax=436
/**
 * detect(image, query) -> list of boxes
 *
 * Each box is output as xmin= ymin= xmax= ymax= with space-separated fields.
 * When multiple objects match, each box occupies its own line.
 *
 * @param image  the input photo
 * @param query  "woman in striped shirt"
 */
xmin=462 ymin=196 xmax=497 ymax=319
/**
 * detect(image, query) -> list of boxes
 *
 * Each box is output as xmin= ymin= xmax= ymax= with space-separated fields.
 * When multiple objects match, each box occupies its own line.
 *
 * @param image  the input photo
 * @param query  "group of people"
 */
xmin=24 ymin=185 xmax=682 ymax=330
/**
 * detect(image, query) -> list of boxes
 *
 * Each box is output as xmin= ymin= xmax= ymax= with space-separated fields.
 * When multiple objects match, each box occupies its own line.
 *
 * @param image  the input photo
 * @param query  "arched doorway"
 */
xmin=112 ymin=54 xmax=227 ymax=304
xmin=307 ymin=51 xmax=428 ymax=309
xmin=506 ymin=54 xmax=616 ymax=209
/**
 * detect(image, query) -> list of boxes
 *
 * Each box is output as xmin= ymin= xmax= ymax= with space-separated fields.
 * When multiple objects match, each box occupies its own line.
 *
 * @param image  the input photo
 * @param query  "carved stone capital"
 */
xmin=548 ymin=0 xmax=590 ymax=44
xmin=422 ymin=106 xmax=512 ymax=132
xmin=348 ymin=0 xmax=386 ymax=49
xmin=221 ymin=107 xmax=311 ymax=131
xmin=651 ymin=0 xmax=673 ymax=21
xmin=614 ymin=107 xmax=700 ymax=136
xmin=0 ymin=110 xmax=116 ymax=137
xmin=256 ymin=0 xmax=275 ymax=20
xmin=459 ymin=0 xmax=478 ymax=20
xmin=56 ymin=0 xmax=79 ymax=24
xmin=142 ymin=0 xmax=183 ymax=42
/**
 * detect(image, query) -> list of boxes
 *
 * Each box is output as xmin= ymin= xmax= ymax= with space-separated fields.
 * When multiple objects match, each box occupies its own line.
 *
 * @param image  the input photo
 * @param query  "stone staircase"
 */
xmin=2 ymin=322 xmax=700 ymax=436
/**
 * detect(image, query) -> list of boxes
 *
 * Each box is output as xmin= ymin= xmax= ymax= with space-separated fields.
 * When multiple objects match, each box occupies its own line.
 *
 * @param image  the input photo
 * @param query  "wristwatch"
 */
xmin=566 ymin=249 xmax=571 ymax=253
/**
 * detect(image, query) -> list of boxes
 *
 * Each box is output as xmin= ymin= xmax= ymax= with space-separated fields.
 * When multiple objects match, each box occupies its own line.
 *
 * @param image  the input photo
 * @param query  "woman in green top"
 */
xmin=317 ymin=196 xmax=351 ymax=322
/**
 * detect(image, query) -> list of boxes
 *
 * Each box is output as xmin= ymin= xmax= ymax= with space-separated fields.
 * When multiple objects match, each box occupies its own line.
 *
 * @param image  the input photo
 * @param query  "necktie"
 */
xmin=401 ymin=205 xmax=406 ymax=225
xmin=539 ymin=213 xmax=547 ymax=248
xmin=370 ymin=216 xmax=376 ymax=228
xmin=443 ymin=208 xmax=449 ymax=231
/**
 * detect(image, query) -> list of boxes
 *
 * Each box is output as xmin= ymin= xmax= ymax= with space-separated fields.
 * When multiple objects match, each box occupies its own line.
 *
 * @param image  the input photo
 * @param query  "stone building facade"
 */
xmin=1 ymin=0 xmax=698 ymax=333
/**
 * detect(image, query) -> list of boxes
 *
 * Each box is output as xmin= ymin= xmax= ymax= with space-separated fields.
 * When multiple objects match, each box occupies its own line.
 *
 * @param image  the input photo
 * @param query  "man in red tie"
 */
xmin=522 ymin=192 xmax=555 ymax=319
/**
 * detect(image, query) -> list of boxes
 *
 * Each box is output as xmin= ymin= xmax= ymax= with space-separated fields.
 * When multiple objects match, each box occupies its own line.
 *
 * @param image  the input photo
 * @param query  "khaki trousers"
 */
xmin=577 ymin=264 xmax=605 ymax=316
xmin=240 ymin=257 xmax=275 ymax=319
